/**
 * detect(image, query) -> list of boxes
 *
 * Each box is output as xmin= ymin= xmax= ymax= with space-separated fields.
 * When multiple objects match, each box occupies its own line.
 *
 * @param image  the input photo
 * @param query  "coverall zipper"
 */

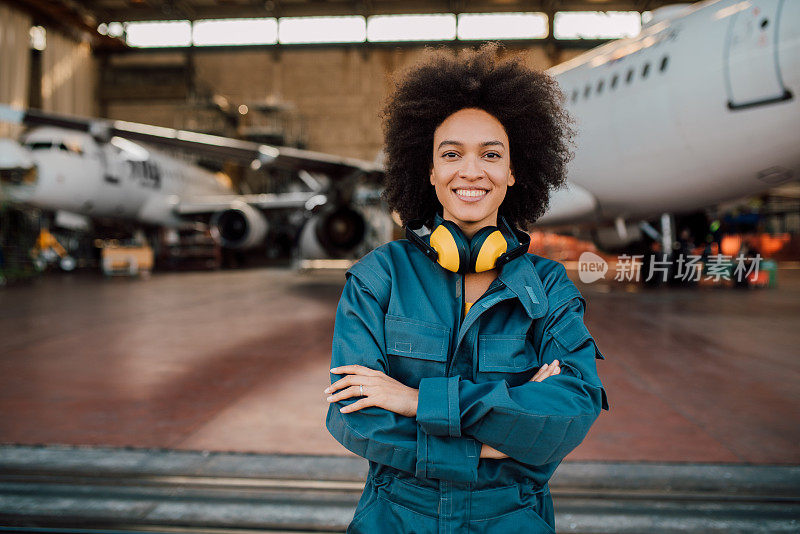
xmin=446 ymin=272 xmax=465 ymax=377
xmin=446 ymin=272 xmax=503 ymax=376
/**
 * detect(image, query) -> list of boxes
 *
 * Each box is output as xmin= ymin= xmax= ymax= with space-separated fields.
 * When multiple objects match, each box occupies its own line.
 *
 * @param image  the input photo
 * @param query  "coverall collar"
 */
xmin=496 ymin=227 xmax=548 ymax=320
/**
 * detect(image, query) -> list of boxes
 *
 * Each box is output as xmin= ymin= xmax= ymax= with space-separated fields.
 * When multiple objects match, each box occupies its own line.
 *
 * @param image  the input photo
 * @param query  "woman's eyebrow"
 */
xmin=437 ymin=140 xmax=505 ymax=150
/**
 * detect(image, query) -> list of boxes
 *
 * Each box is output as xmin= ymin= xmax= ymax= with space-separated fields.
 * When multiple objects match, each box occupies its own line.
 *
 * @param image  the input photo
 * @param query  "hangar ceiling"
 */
xmin=6 ymin=0 xmax=697 ymax=53
xmin=14 ymin=1 xmax=693 ymax=24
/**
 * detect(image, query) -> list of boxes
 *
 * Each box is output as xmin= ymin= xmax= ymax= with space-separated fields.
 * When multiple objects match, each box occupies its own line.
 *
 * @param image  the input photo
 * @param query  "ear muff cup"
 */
xmin=430 ymin=219 xmax=471 ymax=273
xmin=469 ymin=226 xmax=508 ymax=273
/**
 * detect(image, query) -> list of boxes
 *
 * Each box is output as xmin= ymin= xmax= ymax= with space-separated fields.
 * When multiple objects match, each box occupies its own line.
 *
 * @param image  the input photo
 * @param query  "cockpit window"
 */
xmin=60 ymin=141 xmax=83 ymax=155
xmin=24 ymin=140 xmax=83 ymax=155
xmin=25 ymin=142 xmax=53 ymax=150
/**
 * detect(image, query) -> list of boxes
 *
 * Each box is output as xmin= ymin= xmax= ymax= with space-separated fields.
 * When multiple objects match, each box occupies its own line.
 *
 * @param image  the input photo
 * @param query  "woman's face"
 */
xmin=430 ymin=107 xmax=514 ymax=239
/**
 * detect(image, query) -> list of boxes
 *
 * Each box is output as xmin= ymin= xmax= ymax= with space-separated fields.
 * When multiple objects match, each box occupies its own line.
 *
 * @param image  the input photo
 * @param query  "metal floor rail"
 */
xmin=1 ymin=445 xmax=798 ymax=533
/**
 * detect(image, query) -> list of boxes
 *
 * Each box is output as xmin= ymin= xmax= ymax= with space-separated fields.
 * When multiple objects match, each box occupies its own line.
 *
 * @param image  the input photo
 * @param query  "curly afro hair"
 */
xmin=379 ymin=41 xmax=576 ymax=231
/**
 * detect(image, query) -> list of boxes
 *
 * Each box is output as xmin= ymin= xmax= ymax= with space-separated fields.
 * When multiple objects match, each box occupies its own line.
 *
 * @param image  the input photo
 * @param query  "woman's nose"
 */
xmin=458 ymin=156 xmax=483 ymax=179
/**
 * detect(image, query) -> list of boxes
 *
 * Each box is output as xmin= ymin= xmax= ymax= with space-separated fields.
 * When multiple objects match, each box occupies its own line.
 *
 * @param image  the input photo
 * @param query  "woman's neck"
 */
xmin=440 ymin=212 xmax=499 ymax=239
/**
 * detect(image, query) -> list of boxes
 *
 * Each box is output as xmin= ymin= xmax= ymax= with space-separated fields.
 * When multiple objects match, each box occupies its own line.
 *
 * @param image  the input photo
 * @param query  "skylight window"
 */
xmin=367 ymin=14 xmax=456 ymax=42
xmin=278 ymin=16 xmax=366 ymax=44
xmin=457 ymin=13 xmax=547 ymax=40
xmin=125 ymin=20 xmax=191 ymax=47
xmin=193 ymin=18 xmax=278 ymax=46
xmin=554 ymin=11 xmax=641 ymax=39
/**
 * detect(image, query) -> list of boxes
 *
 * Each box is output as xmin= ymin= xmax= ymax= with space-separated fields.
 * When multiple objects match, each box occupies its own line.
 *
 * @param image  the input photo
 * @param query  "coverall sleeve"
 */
xmin=415 ymin=279 xmax=609 ymax=467
xmin=325 ymin=269 xmax=480 ymax=482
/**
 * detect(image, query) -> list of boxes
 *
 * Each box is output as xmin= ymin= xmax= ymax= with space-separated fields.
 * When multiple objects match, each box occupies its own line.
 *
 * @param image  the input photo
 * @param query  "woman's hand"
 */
xmin=479 ymin=360 xmax=561 ymax=459
xmin=325 ymin=365 xmax=419 ymax=418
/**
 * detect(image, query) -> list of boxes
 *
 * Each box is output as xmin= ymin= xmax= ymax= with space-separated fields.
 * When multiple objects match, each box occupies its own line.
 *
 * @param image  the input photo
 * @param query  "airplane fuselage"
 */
xmin=542 ymin=0 xmax=799 ymax=226
xmin=7 ymin=127 xmax=232 ymax=227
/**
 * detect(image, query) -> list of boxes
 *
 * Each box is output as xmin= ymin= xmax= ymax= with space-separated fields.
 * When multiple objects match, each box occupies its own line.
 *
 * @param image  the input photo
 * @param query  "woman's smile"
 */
xmin=453 ymin=187 xmax=490 ymax=203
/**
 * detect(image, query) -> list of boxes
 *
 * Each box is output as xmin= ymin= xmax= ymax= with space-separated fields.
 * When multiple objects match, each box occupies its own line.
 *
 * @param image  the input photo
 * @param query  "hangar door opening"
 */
xmin=724 ymin=0 xmax=792 ymax=110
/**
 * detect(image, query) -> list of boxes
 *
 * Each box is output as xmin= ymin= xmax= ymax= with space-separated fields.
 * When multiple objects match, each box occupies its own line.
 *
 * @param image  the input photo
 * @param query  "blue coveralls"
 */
xmin=326 ymin=230 xmax=609 ymax=533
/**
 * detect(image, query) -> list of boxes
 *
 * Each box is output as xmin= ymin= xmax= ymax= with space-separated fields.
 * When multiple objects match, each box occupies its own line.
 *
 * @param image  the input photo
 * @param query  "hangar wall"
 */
xmin=105 ymin=46 xmax=581 ymax=162
xmin=0 ymin=3 xmax=97 ymax=133
xmin=0 ymin=3 xmax=31 ymax=137
xmin=41 ymin=31 xmax=96 ymax=117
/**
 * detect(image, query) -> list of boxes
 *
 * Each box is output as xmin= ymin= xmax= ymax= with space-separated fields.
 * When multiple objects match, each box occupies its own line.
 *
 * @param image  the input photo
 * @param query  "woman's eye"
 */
xmin=442 ymin=151 xmax=458 ymax=158
xmin=485 ymin=152 xmax=501 ymax=159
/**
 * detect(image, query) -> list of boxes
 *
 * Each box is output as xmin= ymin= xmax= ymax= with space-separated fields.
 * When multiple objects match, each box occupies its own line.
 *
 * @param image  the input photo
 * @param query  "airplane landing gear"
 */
xmin=59 ymin=255 xmax=76 ymax=271
xmin=30 ymin=228 xmax=76 ymax=272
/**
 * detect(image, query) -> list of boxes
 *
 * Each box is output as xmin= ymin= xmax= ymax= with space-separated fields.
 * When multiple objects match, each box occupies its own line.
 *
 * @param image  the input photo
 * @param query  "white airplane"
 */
xmin=541 ymin=0 xmax=799 ymax=250
xmin=0 ymin=105 xmax=385 ymax=269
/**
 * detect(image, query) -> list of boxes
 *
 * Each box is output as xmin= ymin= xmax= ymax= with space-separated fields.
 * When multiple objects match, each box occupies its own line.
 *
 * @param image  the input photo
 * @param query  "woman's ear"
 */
xmin=508 ymin=169 xmax=515 ymax=187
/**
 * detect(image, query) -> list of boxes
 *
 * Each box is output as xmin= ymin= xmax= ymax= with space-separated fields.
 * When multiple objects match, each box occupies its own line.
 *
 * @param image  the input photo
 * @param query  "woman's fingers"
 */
xmin=530 ymin=363 xmax=549 ymax=382
xmin=530 ymin=360 xmax=560 ymax=382
xmin=326 ymin=373 xmax=375 ymax=394
xmin=339 ymin=397 xmax=373 ymax=413
xmin=531 ymin=364 xmax=554 ymax=382
xmin=326 ymin=375 xmax=354 ymax=394
xmin=326 ymin=366 xmax=384 ymax=394
xmin=544 ymin=360 xmax=560 ymax=379
xmin=330 ymin=365 xmax=381 ymax=377
xmin=326 ymin=385 xmax=363 ymax=403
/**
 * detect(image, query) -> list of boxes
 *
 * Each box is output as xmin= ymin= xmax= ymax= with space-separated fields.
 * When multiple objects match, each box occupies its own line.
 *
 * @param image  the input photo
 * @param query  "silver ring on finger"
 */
xmin=359 ymin=384 xmax=364 ymax=396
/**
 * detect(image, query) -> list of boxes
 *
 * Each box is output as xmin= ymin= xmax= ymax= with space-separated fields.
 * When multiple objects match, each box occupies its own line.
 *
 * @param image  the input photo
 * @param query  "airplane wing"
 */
xmin=0 ymin=104 xmax=384 ymax=180
xmin=175 ymin=191 xmax=320 ymax=215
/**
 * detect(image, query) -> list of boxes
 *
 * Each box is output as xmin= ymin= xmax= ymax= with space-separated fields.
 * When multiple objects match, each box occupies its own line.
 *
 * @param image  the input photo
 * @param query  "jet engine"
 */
xmin=209 ymin=201 xmax=268 ymax=249
xmin=298 ymin=205 xmax=367 ymax=259
xmin=591 ymin=222 xmax=645 ymax=253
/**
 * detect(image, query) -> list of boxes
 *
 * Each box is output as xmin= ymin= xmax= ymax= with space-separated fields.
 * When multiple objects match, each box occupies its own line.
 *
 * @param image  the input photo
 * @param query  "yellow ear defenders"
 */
xmin=405 ymin=212 xmax=531 ymax=274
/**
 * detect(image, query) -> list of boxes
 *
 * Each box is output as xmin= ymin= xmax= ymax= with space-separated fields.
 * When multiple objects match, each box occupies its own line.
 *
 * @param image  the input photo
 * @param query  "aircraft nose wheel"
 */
xmin=59 ymin=255 xmax=76 ymax=271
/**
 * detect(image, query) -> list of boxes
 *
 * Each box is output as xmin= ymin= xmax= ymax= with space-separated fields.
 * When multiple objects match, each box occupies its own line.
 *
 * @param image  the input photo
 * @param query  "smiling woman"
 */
xmin=325 ymin=42 xmax=608 ymax=534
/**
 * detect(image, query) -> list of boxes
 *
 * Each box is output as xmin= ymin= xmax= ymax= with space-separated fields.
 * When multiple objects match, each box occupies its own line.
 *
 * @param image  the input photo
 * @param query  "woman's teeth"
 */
xmin=454 ymin=189 xmax=487 ymax=201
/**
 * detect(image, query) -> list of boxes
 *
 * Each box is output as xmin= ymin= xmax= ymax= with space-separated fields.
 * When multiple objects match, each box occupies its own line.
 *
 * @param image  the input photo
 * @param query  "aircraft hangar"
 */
xmin=0 ymin=1 xmax=799 ymax=532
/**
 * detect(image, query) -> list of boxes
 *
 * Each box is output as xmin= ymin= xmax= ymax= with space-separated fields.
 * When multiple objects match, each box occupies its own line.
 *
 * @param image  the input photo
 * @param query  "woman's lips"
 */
xmin=453 ymin=188 xmax=488 ymax=202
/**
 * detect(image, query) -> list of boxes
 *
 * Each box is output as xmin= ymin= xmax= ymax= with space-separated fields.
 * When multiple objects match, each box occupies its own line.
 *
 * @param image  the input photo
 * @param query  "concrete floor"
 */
xmin=0 ymin=264 xmax=798 ymax=464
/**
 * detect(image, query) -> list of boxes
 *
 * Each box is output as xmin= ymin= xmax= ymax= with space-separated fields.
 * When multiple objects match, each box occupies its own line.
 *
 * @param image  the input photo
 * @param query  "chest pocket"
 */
xmin=477 ymin=333 xmax=539 ymax=385
xmin=384 ymin=314 xmax=450 ymax=388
